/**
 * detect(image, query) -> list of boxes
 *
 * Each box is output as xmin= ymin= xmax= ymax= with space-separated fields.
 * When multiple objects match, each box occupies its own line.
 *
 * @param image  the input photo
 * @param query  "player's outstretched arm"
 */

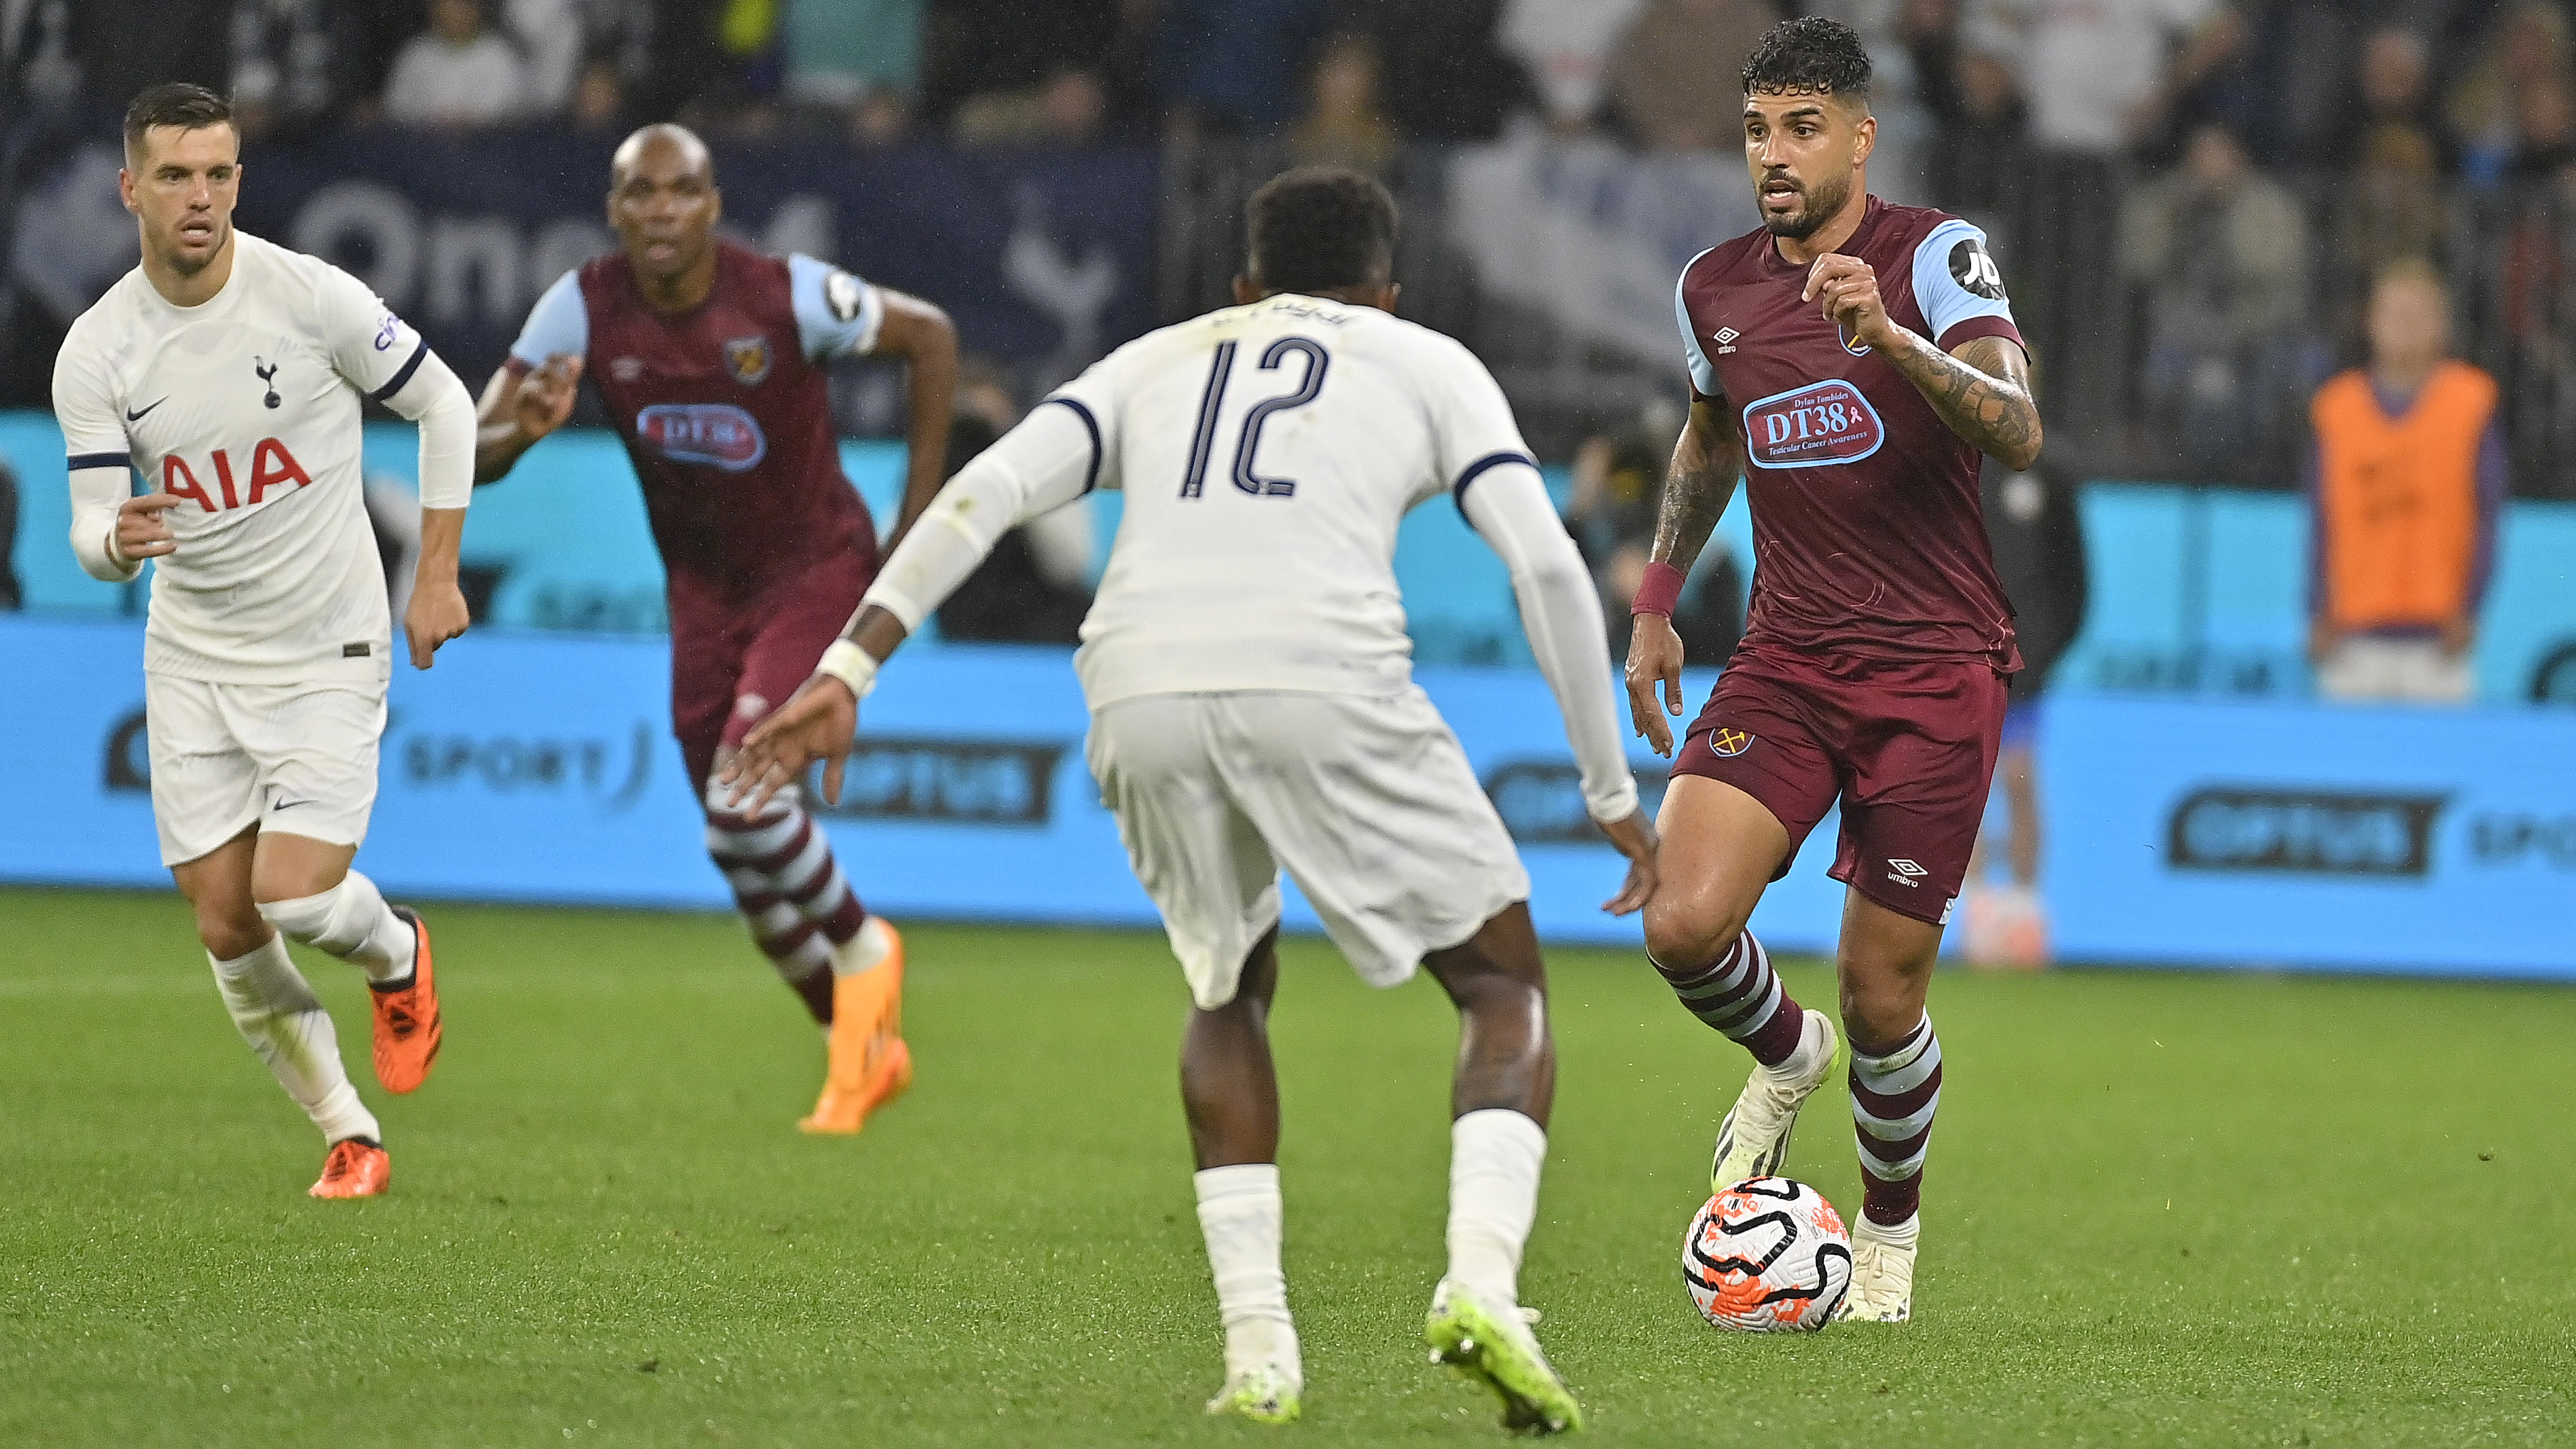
xmin=1805 ymin=253 xmax=2043 ymax=469
xmin=1462 ymin=461 xmax=1661 ymax=914
xmin=722 ymin=395 xmax=1103 ymax=811
xmin=868 ymin=289 xmax=958 ymax=554
xmin=1626 ymin=399 xmax=1743 ymax=757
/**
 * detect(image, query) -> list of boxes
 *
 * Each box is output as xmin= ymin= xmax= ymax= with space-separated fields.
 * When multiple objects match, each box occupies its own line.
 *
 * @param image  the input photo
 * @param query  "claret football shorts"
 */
xmin=144 ymin=675 xmax=388 ymax=867
xmin=1087 ymin=687 xmax=1531 ymax=1009
xmin=1670 ymin=642 xmax=2007 ymax=927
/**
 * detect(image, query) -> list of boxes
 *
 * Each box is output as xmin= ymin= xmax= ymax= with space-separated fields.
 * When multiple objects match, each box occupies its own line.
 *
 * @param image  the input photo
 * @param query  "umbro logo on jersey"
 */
xmin=1886 ymin=858 xmax=1926 ymax=888
xmin=254 ymin=357 xmax=281 ymax=409
xmin=1713 ymin=327 xmax=1740 ymax=355
xmin=125 ymin=398 xmax=167 ymax=422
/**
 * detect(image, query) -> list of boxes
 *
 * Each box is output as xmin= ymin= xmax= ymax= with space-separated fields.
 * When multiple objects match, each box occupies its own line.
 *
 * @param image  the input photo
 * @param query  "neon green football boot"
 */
xmin=1426 ymin=1280 xmax=1584 ymax=1434
xmin=1205 ymin=1363 xmax=1302 ymax=1425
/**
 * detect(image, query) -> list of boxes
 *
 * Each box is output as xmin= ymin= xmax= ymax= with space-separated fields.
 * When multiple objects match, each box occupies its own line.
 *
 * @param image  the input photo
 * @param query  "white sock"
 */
xmin=832 ymin=915 xmax=893 ymax=978
xmin=1446 ymin=1109 xmax=1547 ymax=1308
xmin=1194 ymin=1163 xmax=1299 ymax=1380
xmin=210 ymin=935 xmax=381 ymax=1145
xmin=259 ymin=870 xmax=416 ymax=984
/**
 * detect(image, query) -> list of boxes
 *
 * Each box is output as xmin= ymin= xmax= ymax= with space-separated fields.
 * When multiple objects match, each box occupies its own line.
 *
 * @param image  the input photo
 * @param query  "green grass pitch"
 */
xmin=2 ymin=886 xmax=2570 ymax=1446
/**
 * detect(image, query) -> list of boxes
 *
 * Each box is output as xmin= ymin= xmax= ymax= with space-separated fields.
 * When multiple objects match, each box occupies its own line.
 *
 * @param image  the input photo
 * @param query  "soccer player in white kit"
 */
xmin=52 ymin=85 xmax=478 ymax=1199
xmin=727 ymin=168 xmax=1658 ymax=1433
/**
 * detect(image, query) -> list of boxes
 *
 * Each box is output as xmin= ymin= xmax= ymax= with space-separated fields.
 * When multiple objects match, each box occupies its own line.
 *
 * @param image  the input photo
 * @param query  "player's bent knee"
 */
xmin=192 ymin=901 xmax=272 ymax=961
xmin=1642 ymin=893 xmax=1750 ymax=971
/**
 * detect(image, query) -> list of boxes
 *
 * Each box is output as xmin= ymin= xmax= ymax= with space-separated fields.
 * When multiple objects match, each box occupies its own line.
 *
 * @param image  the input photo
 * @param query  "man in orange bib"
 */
xmin=2306 ymin=258 xmax=2505 ymax=704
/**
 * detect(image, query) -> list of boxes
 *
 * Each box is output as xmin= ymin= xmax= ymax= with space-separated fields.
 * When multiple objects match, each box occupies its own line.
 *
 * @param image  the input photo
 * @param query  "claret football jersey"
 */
xmin=1675 ymin=196 xmax=2026 ymax=670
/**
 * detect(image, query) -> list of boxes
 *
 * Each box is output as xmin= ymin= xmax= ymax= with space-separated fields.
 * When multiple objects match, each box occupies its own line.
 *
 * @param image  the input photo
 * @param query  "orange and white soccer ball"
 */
xmin=1684 ymin=1177 xmax=1852 ymax=1331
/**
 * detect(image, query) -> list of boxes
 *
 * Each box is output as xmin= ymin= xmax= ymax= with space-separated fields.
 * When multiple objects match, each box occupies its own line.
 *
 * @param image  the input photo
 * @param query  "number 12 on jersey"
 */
xmin=1179 ymin=336 xmax=1330 ymax=499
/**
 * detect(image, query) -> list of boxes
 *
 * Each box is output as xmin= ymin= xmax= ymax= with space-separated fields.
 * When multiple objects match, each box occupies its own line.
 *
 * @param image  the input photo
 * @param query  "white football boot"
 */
xmin=1834 ymin=1213 xmax=1918 ymax=1324
xmin=1709 ymin=1008 xmax=1840 ymax=1192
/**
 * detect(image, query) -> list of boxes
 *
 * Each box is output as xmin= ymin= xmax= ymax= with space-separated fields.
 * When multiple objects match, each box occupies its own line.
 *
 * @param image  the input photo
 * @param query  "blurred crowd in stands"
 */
xmin=0 ymin=0 xmax=2563 ymax=181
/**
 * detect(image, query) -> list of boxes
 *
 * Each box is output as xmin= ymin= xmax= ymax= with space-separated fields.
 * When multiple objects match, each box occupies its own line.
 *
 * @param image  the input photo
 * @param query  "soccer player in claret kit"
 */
xmin=474 ymin=124 xmax=957 ymax=1135
xmin=1626 ymin=18 xmax=2044 ymax=1323
xmin=53 ymin=85 xmax=478 ymax=1198
xmin=727 ymin=168 xmax=1657 ymax=1431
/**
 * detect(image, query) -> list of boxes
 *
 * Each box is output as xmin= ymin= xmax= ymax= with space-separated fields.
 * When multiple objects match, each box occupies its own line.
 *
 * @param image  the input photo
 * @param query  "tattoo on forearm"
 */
xmin=1892 ymin=334 xmax=2043 ymax=467
xmin=1651 ymin=402 xmax=1743 ymax=576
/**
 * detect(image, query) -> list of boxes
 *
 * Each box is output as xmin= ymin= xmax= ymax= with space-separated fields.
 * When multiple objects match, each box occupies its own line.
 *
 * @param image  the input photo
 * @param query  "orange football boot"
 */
xmin=310 ymin=1138 xmax=390 ymax=1198
xmin=800 ymin=921 xmax=911 ymax=1134
xmin=371 ymin=906 xmax=443 ymax=1094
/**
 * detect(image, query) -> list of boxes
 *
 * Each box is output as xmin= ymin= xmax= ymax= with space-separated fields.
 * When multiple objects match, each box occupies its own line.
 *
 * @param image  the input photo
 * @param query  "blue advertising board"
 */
xmin=3 ymin=616 xmax=2570 ymax=979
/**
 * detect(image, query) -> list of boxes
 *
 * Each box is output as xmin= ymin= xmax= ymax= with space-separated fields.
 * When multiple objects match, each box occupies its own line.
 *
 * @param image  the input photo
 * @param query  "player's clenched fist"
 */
xmin=1624 ymin=612 xmax=1689 ymax=757
xmin=109 ymin=493 xmax=186 ymax=566
xmin=1803 ymin=253 xmax=1895 ymax=353
xmin=512 ymin=354 xmax=584 ymax=442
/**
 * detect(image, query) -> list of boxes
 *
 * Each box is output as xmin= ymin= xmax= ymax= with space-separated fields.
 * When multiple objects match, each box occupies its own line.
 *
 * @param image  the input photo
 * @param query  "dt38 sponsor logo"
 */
xmin=400 ymin=723 xmax=656 ymax=812
xmin=2166 ymin=786 xmax=2448 ymax=878
xmin=637 ymin=403 xmax=766 ymax=470
xmin=807 ymin=736 xmax=1065 ymax=826
xmin=1482 ymin=759 xmax=1670 ymax=844
xmin=1740 ymin=379 xmax=1884 ymax=469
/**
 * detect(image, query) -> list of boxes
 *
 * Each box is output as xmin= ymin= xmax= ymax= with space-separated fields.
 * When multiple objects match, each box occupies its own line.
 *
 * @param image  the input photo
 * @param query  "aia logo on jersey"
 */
xmin=723 ymin=334 xmax=772 ymax=387
xmin=637 ymin=403 xmax=767 ymax=471
xmin=1741 ymin=380 xmax=1885 ymax=470
xmin=161 ymin=440 xmax=313 ymax=512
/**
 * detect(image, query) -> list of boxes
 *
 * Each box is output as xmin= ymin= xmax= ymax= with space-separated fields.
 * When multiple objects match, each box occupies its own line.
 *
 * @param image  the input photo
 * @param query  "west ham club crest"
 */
xmin=723 ymin=334 xmax=772 ymax=387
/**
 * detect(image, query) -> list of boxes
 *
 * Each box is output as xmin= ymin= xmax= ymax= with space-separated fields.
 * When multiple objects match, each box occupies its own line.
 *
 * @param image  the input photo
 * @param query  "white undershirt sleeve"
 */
xmin=313 ymin=260 xmax=475 ymax=509
xmin=860 ymin=399 xmax=1102 ymax=630
xmin=51 ymin=341 xmax=139 ymax=582
xmin=1461 ymin=461 xmax=1641 ymax=825
xmin=67 ymin=461 xmax=139 ymax=582
xmin=375 ymin=348 xmax=475 ymax=509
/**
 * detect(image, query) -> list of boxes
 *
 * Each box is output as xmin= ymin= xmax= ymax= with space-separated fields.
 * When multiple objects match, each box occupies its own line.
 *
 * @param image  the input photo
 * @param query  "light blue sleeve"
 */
xmin=1910 ymin=219 xmax=2018 ymax=348
xmin=788 ymin=253 xmax=885 ymax=361
xmin=1675 ymin=248 xmax=1719 ymax=399
xmin=508 ymin=269 xmax=589 ymax=366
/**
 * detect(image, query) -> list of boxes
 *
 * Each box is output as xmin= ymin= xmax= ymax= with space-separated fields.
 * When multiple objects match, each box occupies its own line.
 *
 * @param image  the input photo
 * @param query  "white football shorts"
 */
xmin=145 ymin=675 xmax=387 ymax=866
xmin=1086 ymin=688 xmax=1531 ymax=1009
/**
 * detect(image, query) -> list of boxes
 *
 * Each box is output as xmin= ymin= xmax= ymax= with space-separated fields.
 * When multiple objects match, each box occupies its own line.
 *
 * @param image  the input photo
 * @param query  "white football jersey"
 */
xmin=53 ymin=232 xmax=430 ymax=686
xmin=1054 ymin=292 xmax=1537 ymax=707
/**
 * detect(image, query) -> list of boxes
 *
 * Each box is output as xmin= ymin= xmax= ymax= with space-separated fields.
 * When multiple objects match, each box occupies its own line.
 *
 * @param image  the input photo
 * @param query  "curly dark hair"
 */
xmin=1742 ymin=16 xmax=1873 ymax=99
xmin=1246 ymin=166 xmax=1399 ymax=294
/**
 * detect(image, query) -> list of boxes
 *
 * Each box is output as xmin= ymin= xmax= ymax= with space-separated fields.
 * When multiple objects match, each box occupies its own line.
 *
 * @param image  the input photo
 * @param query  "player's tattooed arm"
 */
xmin=1650 ymin=398 xmax=1743 ymax=578
xmin=1882 ymin=331 xmax=2043 ymax=471
xmin=1627 ymin=399 xmax=1744 ymax=755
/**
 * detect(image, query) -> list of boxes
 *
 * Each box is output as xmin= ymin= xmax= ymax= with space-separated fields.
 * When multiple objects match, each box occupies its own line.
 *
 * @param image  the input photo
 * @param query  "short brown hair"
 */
xmin=123 ymin=82 xmax=235 ymax=164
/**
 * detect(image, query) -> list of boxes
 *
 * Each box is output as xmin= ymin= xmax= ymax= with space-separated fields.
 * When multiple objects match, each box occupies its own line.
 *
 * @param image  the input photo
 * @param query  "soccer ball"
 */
xmin=1683 ymin=1177 xmax=1852 ymax=1331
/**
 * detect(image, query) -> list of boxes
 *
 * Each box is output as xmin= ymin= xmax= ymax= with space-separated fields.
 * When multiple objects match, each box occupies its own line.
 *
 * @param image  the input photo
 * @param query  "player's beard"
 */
xmin=156 ymin=217 xmax=230 ymax=277
xmin=1762 ymin=171 xmax=1854 ymax=242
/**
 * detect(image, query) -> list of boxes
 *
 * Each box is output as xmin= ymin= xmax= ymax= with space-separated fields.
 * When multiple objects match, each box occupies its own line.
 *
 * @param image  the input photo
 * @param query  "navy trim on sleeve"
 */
xmin=1040 ymin=396 xmax=1104 ymax=495
xmin=1451 ymin=450 xmax=1538 ymax=520
xmin=68 ymin=452 xmax=130 ymax=471
xmin=368 ymin=337 xmax=430 ymax=404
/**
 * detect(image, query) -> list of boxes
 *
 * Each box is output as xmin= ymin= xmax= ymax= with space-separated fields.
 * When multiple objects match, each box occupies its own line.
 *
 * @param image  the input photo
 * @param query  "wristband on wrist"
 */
xmin=1631 ymin=560 xmax=1686 ymax=619
xmin=816 ymin=639 xmax=881 ymax=699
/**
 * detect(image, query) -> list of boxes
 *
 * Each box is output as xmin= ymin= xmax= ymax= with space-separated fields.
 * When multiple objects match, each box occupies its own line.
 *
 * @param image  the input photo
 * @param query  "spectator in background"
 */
xmin=1158 ymin=0 xmax=1327 ymax=136
xmin=2307 ymin=260 xmax=2505 ymax=705
xmin=1564 ymin=412 xmax=1742 ymax=664
xmin=385 ymin=0 xmax=533 ymax=126
xmin=1288 ymin=34 xmax=1394 ymax=173
xmin=2326 ymin=26 xmax=2450 ymax=357
xmin=2448 ymin=0 xmax=2573 ymax=186
xmin=1964 ymin=0 xmax=2242 ymax=158
xmin=1959 ymin=442 xmax=2087 ymax=971
xmin=2119 ymin=121 xmax=2309 ymax=480
xmin=2507 ymin=73 xmax=2576 ymax=187
xmin=2 ymin=0 xmax=82 ymax=116
xmin=955 ymin=66 xmax=1110 ymax=146
xmin=784 ymin=0 xmax=920 ymax=135
xmin=228 ymin=0 xmax=389 ymax=139
xmin=1327 ymin=0 xmax=1528 ymax=141
xmin=505 ymin=0 xmax=590 ymax=115
xmin=1499 ymin=0 xmax=1646 ymax=135
xmin=1609 ymin=0 xmax=1780 ymax=149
